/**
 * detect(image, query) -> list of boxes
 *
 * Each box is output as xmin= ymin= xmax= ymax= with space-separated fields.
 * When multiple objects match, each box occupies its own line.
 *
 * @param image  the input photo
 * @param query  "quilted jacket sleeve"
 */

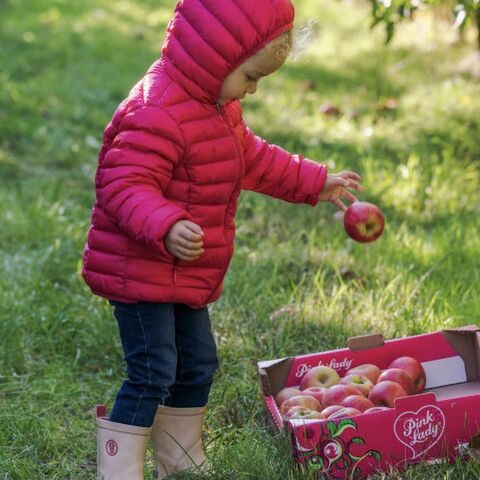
xmin=240 ymin=123 xmax=328 ymax=206
xmin=97 ymin=105 xmax=190 ymax=258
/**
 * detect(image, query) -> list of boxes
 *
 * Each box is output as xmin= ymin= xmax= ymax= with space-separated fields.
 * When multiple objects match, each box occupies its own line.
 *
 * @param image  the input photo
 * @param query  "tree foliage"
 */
xmin=370 ymin=0 xmax=480 ymax=48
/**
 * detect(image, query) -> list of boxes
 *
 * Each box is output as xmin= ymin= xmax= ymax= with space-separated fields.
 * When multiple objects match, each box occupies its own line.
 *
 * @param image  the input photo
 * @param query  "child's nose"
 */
xmin=247 ymin=83 xmax=257 ymax=94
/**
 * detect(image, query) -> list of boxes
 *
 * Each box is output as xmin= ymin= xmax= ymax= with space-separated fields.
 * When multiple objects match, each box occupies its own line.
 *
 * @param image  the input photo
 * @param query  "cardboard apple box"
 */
xmin=257 ymin=325 xmax=480 ymax=479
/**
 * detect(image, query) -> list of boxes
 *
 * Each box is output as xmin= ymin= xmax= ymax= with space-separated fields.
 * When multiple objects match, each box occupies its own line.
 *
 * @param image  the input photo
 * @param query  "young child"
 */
xmin=82 ymin=0 xmax=362 ymax=478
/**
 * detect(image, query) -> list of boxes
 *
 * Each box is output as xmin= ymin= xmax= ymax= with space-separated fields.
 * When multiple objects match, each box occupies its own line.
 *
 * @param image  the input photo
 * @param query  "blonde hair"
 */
xmin=257 ymin=30 xmax=293 ymax=62
xmin=257 ymin=20 xmax=320 ymax=62
xmin=290 ymin=20 xmax=320 ymax=61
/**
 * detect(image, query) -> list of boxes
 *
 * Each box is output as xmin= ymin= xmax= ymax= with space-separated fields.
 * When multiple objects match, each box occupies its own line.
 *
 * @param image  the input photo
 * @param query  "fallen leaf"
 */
xmin=319 ymin=102 xmax=341 ymax=116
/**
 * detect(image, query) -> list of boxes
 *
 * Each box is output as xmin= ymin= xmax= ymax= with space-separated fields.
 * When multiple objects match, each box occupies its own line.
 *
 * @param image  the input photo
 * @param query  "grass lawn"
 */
xmin=1 ymin=0 xmax=479 ymax=478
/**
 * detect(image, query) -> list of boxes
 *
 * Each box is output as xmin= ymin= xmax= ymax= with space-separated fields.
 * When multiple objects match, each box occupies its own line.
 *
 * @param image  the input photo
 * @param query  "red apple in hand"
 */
xmin=388 ymin=356 xmax=426 ymax=394
xmin=344 ymin=201 xmax=385 ymax=243
xmin=340 ymin=374 xmax=374 ymax=397
xmin=300 ymin=366 xmax=340 ymax=390
xmin=275 ymin=387 xmax=301 ymax=407
xmin=377 ymin=368 xmax=413 ymax=394
xmin=341 ymin=395 xmax=374 ymax=412
xmin=368 ymin=381 xmax=407 ymax=407
xmin=346 ymin=364 xmax=382 ymax=384
xmin=280 ymin=395 xmax=321 ymax=416
xmin=322 ymin=384 xmax=362 ymax=408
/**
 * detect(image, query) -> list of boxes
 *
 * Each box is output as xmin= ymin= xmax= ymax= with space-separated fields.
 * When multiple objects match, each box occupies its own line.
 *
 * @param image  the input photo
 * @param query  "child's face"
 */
xmin=218 ymin=39 xmax=289 ymax=105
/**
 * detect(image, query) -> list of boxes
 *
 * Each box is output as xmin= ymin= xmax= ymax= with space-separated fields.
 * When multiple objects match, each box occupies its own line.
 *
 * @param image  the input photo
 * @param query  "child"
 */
xmin=82 ymin=0 xmax=362 ymax=478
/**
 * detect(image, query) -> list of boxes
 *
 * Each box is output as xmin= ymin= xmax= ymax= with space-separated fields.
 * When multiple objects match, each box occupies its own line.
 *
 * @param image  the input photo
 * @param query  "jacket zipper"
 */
xmin=215 ymin=103 xmax=245 ymax=175
xmin=173 ymin=258 xmax=178 ymax=284
xmin=204 ymin=103 xmax=245 ymax=303
xmin=173 ymin=106 xmax=238 ymax=291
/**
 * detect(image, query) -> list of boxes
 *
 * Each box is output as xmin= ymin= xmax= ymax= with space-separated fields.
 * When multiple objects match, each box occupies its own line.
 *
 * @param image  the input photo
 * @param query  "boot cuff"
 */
xmin=156 ymin=405 xmax=206 ymax=417
xmin=96 ymin=417 xmax=152 ymax=436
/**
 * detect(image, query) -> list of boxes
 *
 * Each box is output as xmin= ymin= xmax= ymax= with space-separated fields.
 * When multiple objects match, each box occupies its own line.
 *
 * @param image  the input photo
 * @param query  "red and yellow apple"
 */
xmin=322 ymin=384 xmax=362 ymax=408
xmin=340 ymin=395 xmax=374 ymax=412
xmin=328 ymin=407 xmax=362 ymax=419
xmin=300 ymin=365 xmax=340 ymax=390
xmin=275 ymin=386 xmax=301 ymax=407
xmin=346 ymin=364 xmax=382 ymax=384
xmin=343 ymin=201 xmax=385 ymax=243
xmin=377 ymin=368 xmax=413 ymax=394
xmin=368 ymin=380 xmax=407 ymax=408
xmin=340 ymin=374 xmax=374 ymax=397
xmin=388 ymin=356 xmax=426 ymax=394
xmin=364 ymin=406 xmax=391 ymax=414
xmin=284 ymin=406 xmax=325 ymax=420
xmin=320 ymin=405 xmax=344 ymax=418
xmin=301 ymin=386 xmax=327 ymax=407
xmin=280 ymin=394 xmax=322 ymax=416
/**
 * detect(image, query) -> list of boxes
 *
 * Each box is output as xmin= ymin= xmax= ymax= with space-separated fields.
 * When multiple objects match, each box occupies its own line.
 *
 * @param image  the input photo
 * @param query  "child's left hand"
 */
xmin=318 ymin=171 xmax=363 ymax=211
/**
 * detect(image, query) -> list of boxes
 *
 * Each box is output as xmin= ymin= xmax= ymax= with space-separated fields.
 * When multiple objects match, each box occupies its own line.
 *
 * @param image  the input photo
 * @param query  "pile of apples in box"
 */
xmin=277 ymin=356 xmax=426 ymax=421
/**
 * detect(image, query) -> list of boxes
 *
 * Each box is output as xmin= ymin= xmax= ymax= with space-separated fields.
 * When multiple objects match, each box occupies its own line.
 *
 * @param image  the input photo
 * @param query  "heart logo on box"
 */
xmin=393 ymin=405 xmax=445 ymax=459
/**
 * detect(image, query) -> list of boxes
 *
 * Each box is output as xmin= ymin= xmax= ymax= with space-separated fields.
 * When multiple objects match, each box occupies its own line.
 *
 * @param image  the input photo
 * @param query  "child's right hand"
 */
xmin=318 ymin=170 xmax=363 ymax=211
xmin=165 ymin=220 xmax=205 ymax=261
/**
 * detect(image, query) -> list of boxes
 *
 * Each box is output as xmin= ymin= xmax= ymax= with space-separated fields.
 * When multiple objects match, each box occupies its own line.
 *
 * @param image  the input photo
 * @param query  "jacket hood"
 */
xmin=161 ymin=0 xmax=294 ymax=104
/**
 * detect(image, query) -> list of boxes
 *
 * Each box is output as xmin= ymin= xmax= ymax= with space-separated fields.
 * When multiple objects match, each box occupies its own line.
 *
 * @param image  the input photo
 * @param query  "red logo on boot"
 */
xmin=106 ymin=439 xmax=118 ymax=456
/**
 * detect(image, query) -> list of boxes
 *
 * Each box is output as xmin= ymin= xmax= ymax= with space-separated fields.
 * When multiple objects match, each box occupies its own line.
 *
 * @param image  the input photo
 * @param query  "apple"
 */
xmin=280 ymin=395 xmax=322 ymax=416
xmin=301 ymin=387 xmax=327 ymax=407
xmin=284 ymin=406 xmax=325 ymax=420
xmin=320 ymin=405 xmax=344 ymax=418
xmin=340 ymin=395 xmax=374 ymax=412
xmin=322 ymin=384 xmax=362 ymax=408
xmin=364 ymin=406 xmax=391 ymax=414
xmin=343 ymin=201 xmax=385 ymax=243
xmin=368 ymin=381 xmax=407 ymax=408
xmin=340 ymin=374 xmax=374 ymax=397
xmin=346 ymin=364 xmax=382 ymax=384
xmin=300 ymin=366 xmax=340 ymax=390
xmin=275 ymin=386 xmax=301 ymax=407
xmin=377 ymin=368 xmax=413 ymax=394
xmin=328 ymin=407 xmax=361 ymax=420
xmin=388 ymin=356 xmax=426 ymax=394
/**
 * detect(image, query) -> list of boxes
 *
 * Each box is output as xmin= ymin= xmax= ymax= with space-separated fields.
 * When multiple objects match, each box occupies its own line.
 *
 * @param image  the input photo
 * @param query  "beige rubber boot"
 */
xmin=151 ymin=405 xmax=209 ymax=478
xmin=96 ymin=405 xmax=152 ymax=480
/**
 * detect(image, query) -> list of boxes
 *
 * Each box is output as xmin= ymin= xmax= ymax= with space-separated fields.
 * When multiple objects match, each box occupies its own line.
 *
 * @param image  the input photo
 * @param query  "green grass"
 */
xmin=1 ymin=0 xmax=479 ymax=478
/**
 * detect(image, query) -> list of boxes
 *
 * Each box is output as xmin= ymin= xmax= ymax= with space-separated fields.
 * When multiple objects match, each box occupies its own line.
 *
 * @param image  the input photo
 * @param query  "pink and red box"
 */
xmin=257 ymin=325 xmax=480 ymax=478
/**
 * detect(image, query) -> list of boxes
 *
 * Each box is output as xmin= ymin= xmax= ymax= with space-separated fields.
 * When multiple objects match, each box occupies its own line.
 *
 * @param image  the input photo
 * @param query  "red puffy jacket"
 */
xmin=82 ymin=0 xmax=327 ymax=308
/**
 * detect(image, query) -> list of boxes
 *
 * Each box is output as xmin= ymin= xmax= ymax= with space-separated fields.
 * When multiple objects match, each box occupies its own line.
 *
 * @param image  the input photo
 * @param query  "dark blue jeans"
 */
xmin=108 ymin=302 xmax=219 ymax=427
